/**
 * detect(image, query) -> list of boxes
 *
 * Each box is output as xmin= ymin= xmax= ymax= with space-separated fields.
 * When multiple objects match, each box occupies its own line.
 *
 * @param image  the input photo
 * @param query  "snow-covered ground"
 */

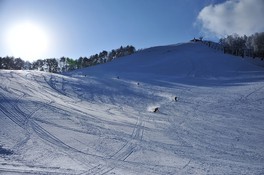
xmin=0 ymin=42 xmax=264 ymax=174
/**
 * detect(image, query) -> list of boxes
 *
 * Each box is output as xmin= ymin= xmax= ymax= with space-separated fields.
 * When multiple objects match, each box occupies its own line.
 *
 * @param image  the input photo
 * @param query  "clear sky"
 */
xmin=0 ymin=0 xmax=263 ymax=62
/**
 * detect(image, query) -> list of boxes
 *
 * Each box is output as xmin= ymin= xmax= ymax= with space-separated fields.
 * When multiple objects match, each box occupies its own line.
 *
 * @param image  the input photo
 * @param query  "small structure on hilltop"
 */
xmin=191 ymin=37 xmax=203 ymax=42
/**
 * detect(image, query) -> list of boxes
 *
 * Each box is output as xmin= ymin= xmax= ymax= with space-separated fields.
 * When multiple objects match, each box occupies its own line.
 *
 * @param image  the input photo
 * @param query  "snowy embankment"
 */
xmin=0 ymin=42 xmax=264 ymax=174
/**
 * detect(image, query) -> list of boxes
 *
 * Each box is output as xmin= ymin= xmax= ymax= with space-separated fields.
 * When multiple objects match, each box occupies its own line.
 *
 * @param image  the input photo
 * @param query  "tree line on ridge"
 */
xmin=0 ymin=45 xmax=136 ymax=73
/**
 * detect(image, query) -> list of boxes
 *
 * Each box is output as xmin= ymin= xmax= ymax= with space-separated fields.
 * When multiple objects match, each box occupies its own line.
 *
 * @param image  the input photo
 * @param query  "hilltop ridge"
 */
xmin=70 ymin=42 xmax=264 ymax=85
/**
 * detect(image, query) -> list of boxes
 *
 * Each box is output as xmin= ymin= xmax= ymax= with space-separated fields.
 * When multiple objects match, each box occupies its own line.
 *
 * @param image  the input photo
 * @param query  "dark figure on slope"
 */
xmin=153 ymin=107 xmax=159 ymax=113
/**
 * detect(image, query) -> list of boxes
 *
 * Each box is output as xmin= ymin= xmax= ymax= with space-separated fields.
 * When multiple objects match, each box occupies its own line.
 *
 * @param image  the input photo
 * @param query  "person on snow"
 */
xmin=153 ymin=107 xmax=159 ymax=113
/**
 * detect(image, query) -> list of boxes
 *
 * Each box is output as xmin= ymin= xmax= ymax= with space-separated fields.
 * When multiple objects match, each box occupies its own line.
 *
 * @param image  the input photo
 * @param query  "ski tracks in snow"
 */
xmin=111 ymin=113 xmax=145 ymax=161
xmin=1 ymin=71 xmax=147 ymax=174
xmin=85 ymin=113 xmax=146 ymax=175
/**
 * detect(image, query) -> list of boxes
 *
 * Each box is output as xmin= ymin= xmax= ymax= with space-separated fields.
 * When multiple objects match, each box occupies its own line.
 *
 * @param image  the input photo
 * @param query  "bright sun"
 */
xmin=5 ymin=21 xmax=49 ymax=62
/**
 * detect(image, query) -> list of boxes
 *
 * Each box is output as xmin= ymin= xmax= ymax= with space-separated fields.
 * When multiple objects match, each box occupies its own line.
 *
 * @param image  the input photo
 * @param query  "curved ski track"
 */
xmin=85 ymin=113 xmax=145 ymax=175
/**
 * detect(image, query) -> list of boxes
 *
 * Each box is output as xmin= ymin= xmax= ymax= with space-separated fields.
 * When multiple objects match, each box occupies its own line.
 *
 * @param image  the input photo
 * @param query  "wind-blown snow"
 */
xmin=0 ymin=42 xmax=264 ymax=174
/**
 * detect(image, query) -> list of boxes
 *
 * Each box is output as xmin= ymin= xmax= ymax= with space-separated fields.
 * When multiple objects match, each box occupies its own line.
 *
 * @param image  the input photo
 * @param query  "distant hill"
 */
xmin=69 ymin=42 xmax=264 ymax=85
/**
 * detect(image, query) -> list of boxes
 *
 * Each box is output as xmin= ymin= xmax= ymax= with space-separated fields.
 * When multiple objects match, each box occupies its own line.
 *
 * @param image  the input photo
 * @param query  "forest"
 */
xmin=0 ymin=45 xmax=136 ymax=73
xmin=219 ymin=32 xmax=264 ymax=59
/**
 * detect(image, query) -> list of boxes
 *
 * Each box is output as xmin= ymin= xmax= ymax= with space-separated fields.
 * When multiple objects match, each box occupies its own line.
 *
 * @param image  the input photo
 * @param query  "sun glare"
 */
xmin=5 ymin=21 xmax=49 ymax=62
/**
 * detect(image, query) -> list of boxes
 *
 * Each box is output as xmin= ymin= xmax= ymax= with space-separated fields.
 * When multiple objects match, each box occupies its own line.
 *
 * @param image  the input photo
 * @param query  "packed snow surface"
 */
xmin=0 ymin=42 xmax=264 ymax=174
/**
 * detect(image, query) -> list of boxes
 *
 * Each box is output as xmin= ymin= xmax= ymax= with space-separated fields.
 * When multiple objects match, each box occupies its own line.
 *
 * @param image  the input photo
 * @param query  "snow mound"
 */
xmin=70 ymin=42 xmax=264 ymax=85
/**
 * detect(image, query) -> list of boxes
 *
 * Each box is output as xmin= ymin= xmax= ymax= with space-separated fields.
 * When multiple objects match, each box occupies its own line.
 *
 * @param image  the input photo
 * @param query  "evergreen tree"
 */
xmin=13 ymin=58 xmax=25 ymax=70
xmin=66 ymin=57 xmax=77 ymax=71
xmin=32 ymin=59 xmax=44 ymax=71
xmin=45 ymin=58 xmax=58 ymax=73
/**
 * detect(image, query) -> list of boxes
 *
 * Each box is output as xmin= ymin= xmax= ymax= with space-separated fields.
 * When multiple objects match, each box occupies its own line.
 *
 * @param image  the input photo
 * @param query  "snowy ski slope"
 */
xmin=0 ymin=42 xmax=264 ymax=174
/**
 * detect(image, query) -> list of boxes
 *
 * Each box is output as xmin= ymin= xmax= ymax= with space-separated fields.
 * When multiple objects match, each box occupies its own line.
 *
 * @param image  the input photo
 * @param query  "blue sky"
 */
xmin=0 ymin=0 xmax=263 ymax=61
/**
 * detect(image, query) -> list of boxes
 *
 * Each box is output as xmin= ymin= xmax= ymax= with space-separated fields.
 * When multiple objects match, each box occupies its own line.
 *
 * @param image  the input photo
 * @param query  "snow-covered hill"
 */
xmin=1 ymin=42 xmax=264 ymax=174
xmin=73 ymin=42 xmax=264 ymax=84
